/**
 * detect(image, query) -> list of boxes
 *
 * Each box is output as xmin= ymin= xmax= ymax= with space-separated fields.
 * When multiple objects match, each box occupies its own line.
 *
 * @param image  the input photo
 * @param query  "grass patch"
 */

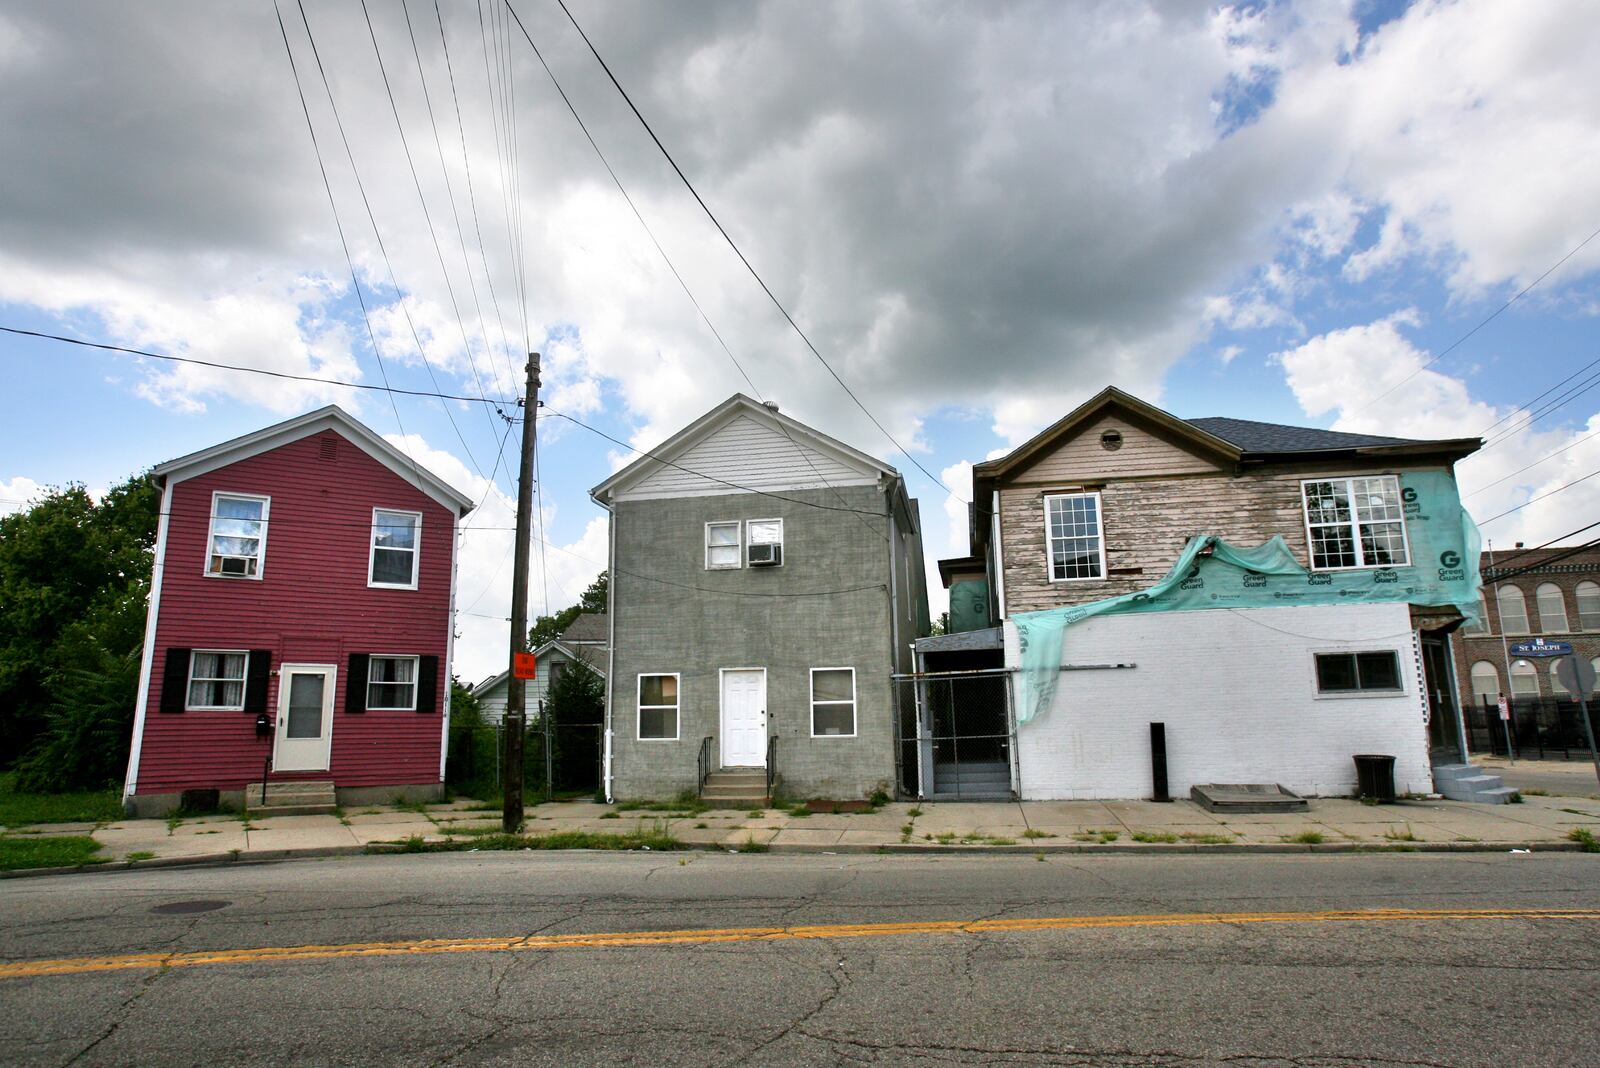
xmin=868 ymin=790 xmax=891 ymax=808
xmin=613 ymin=792 xmax=710 ymax=816
xmin=1180 ymin=832 xmax=1234 ymax=845
xmin=694 ymin=822 xmax=709 ymax=829
xmin=900 ymin=823 xmax=914 ymax=836
xmin=736 ymin=837 xmax=770 ymax=853
xmin=934 ymin=832 xmax=958 ymax=844
xmin=1021 ymin=829 xmax=1057 ymax=840
xmin=125 ymin=851 xmax=155 ymax=862
xmin=460 ymin=801 xmax=501 ymax=812
xmin=165 ymin=815 xmax=183 ymax=836
xmin=446 ymin=824 xmax=515 ymax=837
xmin=1284 ymin=831 xmax=1324 ymax=845
xmin=906 ymin=807 xmax=923 ymax=818
xmin=1383 ymin=827 xmax=1420 ymax=842
xmin=787 ymin=805 xmax=812 ymax=818
xmin=599 ymin=812 xmax=621 ymax=819
xmin=1507 ymin=792 xmax=1524 ymax=804
xmin=0 ymin=774 xmax=122 ymax=827
xmin=0 ymin=834 xmax=106 ymax=871
xmin=1131 ymin=831 xmax=1179 ymax=844
xmin=1072 ymin=829 xmax=1119 ymax=844
xmin=1568 ymin=827 xmax=1600 ymax=853
xmin=374 ymin=828 xmax=684 ymax=854
xmin=1522 ymin=788 xmax=1549 ymax=796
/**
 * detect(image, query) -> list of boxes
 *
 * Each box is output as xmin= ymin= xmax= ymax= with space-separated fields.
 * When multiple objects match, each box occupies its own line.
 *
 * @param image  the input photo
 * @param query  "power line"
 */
xmin=1480 ymin=536 xmax=1600 ymax=585
xmin=1463 ymin=427 xmax=1600 ymax=498
xmin=533 ymin=0 xmax=963 ymax=504
xmin=1477 ymin=467 xmax=1600 ymax=525
xmin=1470 ymin=353 xmax=1600 ymax=443
xmin=1479 ymin=364 xmax=1600 ymax=451
xmin=1477 ymin=520 xmax=1600 ymax=572
xmin=1348 ymin=221 xmax=1600 ymax=417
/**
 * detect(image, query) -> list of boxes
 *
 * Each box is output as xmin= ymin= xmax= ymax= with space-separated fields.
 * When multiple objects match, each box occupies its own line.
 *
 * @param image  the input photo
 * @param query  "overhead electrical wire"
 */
xmin=1469 ymin=353 xmax=1600 ymax=444
xmin=1477 ymin=466 xmax=1600 ymax=525
xmin=1463 ymin=427 xmax=1600 ymax=499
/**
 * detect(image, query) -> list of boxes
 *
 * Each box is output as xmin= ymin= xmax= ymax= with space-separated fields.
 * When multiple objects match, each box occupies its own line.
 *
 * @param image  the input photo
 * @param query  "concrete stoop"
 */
xmin=1432 ymin=764 xmax=1521 ymax=805
xmin=246 ymin=780 xmax=338 ymax=817
xmin=931 ymin=760 xmax=1012 ymax=801
xmin=701 ymin=768 xmax=776 ymax=809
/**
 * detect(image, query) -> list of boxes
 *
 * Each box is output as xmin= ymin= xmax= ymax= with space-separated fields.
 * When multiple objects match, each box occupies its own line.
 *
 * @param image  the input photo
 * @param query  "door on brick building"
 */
xmin=1421 ymin=634 xmax=1465 ymax=764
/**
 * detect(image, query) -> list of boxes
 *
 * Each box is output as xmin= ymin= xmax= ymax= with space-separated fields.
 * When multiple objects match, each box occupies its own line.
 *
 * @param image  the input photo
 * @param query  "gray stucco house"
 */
xmin=591 ymin=395 xmax=930 ymax=803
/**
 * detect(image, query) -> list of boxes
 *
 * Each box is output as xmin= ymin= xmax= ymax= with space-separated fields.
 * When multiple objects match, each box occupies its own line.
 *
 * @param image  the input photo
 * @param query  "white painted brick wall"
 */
xmin=1006 ymin=602 xmax=1431 ymax=800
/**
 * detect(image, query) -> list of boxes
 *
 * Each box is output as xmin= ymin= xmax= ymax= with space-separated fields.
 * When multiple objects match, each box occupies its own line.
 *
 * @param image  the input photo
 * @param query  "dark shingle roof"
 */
xmin=558 ymin=612 xmax=608 ymax=644
xmin=1186 ymin=416 xmax=1425 ymax=454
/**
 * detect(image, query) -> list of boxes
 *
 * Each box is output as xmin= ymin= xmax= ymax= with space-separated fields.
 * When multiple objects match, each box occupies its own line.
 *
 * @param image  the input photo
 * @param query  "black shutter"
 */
xmin=346 ymin=653 xmax=369 ymax=714
xmin=416 ymin=655 xmax=439 ymax=713
xmin=159 ymin=648 xmax=191 ymax=713
xmin=243 ymin=650 xmax=272 ymax=713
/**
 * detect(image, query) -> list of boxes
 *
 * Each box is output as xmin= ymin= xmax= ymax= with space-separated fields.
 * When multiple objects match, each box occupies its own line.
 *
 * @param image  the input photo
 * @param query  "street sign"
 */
xmin=1555 ymin=655 xmax=1597 ymax=699
xmin=1508 ymin=638 xmax=1573 ymax=658
xmin=513 ymin=651 xmax=537 ymax=680
xmin=1497 ymin=696 xmax=1511 ymax=722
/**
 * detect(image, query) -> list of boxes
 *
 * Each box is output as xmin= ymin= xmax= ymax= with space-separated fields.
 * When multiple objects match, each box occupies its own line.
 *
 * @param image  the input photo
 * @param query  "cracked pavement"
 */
xmin=2 ymin=851 xmax=1598 ymax=1066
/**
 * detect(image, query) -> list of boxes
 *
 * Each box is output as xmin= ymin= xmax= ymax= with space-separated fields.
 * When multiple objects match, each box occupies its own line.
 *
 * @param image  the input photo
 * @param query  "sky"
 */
xmin=3 ymin=0 xmax=1599 ymax=685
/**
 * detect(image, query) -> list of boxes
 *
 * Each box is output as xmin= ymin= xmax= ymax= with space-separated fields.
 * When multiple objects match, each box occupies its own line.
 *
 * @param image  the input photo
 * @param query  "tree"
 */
xmin=525 ymin=571 xmax=608 ymax=649
xmin=0 ymin=475 xmax=158 ymax=771
xmin=931 ymin=611 xmax=951 ymax=636
xmin=578 ymin=571 xmax=608 ymax=613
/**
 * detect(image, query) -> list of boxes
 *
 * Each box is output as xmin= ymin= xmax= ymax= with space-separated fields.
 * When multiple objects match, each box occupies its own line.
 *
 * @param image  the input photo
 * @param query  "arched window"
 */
xmin=1509 ymin=659 xmax=1539 ymax=697
xmin=1578 ymin=581 xmax=1600 ymax=631
xmin=1469 ymin=661 xmax=1500 ymax=705
xmin=1497 ymin=584 xmax=1530 ymax=635
xmin=1461 ymin=593 xmax=1488 ymax=634
xmin=1536 ymin=583 xmax=1569 ymax=633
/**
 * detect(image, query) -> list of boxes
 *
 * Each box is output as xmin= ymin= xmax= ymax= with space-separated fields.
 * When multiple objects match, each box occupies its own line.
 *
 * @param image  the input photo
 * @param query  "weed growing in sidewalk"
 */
xmin=906 ymin=807 xmax=923 ymax=818
xmin=1568 ymin=828 xmax=1600 ymax=852
xmin=126 ymin=851 xmax=155 ymax=862
xmin=1284 ymin=831 xmax=1324 ymax=845
xmin=1179 ymin=833 xmax=1234 ymax=845
xmin=737 ymin=837 xmax=769 ymax=853
xmin=1522 ymin=788 xmax=1549 ymax=796
xmin=1021 ymin=829 xmax=1056 ymax=839
xmin=376 ymin=826 xmax=685 ymax=854
xmin=1131 ymin=831 xmax=1179 ymax=844
xmin=1072 ymin=829 xmax=1119 ymax=844
xmin=1383 ymin=826 xmax=1419 ymax=842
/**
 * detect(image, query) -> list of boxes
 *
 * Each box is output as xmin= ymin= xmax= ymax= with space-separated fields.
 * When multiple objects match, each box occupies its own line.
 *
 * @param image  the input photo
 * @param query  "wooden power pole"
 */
xmin=504 ymin=353 xmax=541 ymax=833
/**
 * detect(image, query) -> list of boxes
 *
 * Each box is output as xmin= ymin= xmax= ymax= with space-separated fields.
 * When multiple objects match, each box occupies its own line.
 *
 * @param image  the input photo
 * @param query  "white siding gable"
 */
xmin=616 ymin=413 xmax=880 ymax=501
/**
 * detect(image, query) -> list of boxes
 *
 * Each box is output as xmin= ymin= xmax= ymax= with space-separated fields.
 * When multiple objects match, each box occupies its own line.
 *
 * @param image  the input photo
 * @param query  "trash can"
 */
xmin=1353 ymin=754 xmax=1397 ymax=802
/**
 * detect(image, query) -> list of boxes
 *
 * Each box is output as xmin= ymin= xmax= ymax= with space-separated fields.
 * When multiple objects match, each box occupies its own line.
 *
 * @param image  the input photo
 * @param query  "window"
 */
xmin=1301 ymin=477 xmax=1408 ymax=570
xmin=1536 ymin=583 xmax=1568 ymax=633
xmin=369 ymin=509 xmax=421 ymax=588
xmin=1578 ymin=582 xmax=1600 ymax=630
xmin=367 ymin=655 xmax=419 ymax=710
xmin=810 ymin=667 xmax=856 ymax=737
xmin=746 ymin=518 xmax=784 ymax=566
xmin=206 ymin=493 xmax=268 ymax=578
xmin=187 ymin=651 xmax=247 ymax=710
xmin=1044 ymin=492 xmax=1105 ymax=581
xmin=1468 ymin=661 xmax=1500 ymax=705
xmin=1314 ymin=651 xmax=1403 ymax=694
xmin=1496 ymin=584 xmax=1530 ymax=635
xmin=1510 ymin=659 xmax=1539 ymax=697
xmin=705 ymin=522 xmax=741 ymax=570
xmin=638 ymin=673 xmax=679 ymax=740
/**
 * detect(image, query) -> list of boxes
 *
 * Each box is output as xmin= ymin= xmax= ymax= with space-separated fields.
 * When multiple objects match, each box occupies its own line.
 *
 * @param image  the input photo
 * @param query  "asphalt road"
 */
xmin=3 ymin=851 xmax=1598 ymax=1066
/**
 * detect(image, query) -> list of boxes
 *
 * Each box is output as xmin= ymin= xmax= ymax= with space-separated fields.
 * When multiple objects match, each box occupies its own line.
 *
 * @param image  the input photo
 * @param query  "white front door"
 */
xmin=273 ymin=664 xmax=337 ymax=773
xmin=720 ymin=668 xmax=767 ymax=767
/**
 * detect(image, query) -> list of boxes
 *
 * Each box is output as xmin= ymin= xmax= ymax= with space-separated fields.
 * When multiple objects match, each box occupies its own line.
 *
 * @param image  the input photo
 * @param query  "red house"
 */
xmin=122 ymin=406 xmax=475 ymax=816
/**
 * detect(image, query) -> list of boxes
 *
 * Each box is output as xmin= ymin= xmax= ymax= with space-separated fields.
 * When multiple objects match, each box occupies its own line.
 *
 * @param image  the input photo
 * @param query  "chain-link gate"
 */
xmin=893 ymin=669 xmax=1017 ymax=800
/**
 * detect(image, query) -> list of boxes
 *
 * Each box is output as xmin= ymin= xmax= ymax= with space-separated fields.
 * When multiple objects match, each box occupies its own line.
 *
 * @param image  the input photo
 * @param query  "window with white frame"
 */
xmin=810 ymin=667 xmax=856 ymax=736
xmin=1510 ymin=658 xmax=1539 ymax=696
xmin=1044 ymin=492 xmax=1105 ymax=581
xmin=746 ymin=518 xmax=783 ymax=567
xmin=1578 ymin=582 xmax=1600 ymax=630
xmin=1314 ymin=651 xmax=1403 ymax=694
xmin=206 ymin=493 xmax=268 ymax=577
xmin=367 ymin=655 xmax=419 ymax=710
xmin=1301 ymin=477 xmax=1408 ymax=570
xmin=1469 ymin=661 xmax=1500 ymax=704
xmin=1536 ymin=583 xmax=1569 ymax=632
xmin=369 ymin=509 xmax=421 ymax=588
xmin=705 ymin=522 xmax=741 ymax=570
xmin=187 ymin=650 xmax=248 ymax=710
xmin=638 ymin=673 xmax=679 ymax=739
xmin=1497 ymin=584 xmax=1530 ymax=634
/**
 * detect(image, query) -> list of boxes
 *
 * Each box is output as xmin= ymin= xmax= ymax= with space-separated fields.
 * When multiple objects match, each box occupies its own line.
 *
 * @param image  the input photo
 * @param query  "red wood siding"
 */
xmin=134 ymin=430 xmax=456 ymax=795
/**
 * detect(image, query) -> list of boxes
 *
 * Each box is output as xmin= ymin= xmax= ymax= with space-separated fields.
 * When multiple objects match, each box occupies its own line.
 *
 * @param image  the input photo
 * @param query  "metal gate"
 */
xmin=893 ymin=669 xmax=1017 ymax=800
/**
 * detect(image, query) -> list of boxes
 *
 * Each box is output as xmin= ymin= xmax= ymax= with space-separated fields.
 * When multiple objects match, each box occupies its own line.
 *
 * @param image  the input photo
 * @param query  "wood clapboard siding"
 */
xmin=134 ymin=430 xmax=455 ymax=795
xmin=1010 ymin=413 xmax=1222 ymax=482
xmin=621 ymin=413 xmax=877 ymax=499
xmin=1000 ymin=450 xmax=1454 ymax=615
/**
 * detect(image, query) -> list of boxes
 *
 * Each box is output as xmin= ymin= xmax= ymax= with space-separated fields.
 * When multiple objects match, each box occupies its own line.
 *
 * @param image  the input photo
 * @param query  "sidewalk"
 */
xmin=4 ymin=790 xmax=1599 ymax=877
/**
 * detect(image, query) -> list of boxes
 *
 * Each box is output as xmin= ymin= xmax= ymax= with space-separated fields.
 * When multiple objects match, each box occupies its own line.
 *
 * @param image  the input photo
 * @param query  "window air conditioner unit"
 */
xmin=748 ymin=542 xmax=782 ymax=567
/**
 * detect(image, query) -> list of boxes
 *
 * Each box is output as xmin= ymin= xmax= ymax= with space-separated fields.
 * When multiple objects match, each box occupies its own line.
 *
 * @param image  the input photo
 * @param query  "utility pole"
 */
xmin=504 ymin=353 xmax=540 ymax=834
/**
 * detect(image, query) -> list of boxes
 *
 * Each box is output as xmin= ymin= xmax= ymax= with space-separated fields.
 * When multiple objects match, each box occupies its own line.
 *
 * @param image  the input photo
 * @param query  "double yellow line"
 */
xmin=5 ymin=907 xmax=1597 ymax=980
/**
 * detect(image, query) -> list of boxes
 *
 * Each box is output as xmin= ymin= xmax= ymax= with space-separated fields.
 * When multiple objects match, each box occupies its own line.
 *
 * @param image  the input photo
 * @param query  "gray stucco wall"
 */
xmin=609 ymin=485 xmax=903 ymax=800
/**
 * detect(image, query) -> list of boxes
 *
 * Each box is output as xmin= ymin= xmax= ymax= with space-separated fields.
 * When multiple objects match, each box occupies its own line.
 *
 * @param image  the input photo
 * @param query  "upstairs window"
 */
xmin=746 ymin=519 xmax=784 ymax=567
xmin=705 ymin=522 xmax=741 ymax=570
xmin=1577 ymin=581 xmax=1600 ymax=630
xmin=1536 ymin=583 xmax=1569 ymax=633
xmin=1314 ymin=651 xmax=1403 ymax=695
xmin=1496 ymin=584 xmax=1530 ymax=635
xmin=206 ymin=493 xmax=269 ymax=578
xmin=370 ymin=509 xmax=421 ymax=589
xmin=1044 ymin=492 xmax=1105 ymax=581
xmin=187 ymin=651 xmax=247 ymax=710
xmin=1302 ymin=477 xmax=1408 ymax=570
xmin=367 ymin=655 xmax=419 ymax=710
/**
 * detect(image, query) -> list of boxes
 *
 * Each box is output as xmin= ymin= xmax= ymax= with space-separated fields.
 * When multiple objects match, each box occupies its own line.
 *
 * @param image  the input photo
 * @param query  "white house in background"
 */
xmin=473 ymin=613 xmax=608 ymax=724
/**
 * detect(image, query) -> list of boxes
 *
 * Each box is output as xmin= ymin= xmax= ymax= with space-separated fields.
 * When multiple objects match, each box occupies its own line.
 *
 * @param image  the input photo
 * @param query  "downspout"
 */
xmin=123 ymin=477 xmax=173 ymax=807
xmin=440 ymin=506 xmax=463 ymax=784
xmin=598 ymin=494 xmax=617 ymax=803
xmin=886 ymin=479 xmax=902 ymax=797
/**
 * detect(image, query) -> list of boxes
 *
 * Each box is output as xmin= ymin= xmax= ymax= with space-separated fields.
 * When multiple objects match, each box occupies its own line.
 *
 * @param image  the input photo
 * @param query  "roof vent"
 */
xmin=1100 ymin=428 xmax=1124 ymax=451
xmin=319 ymin=436 xmax=339 ymax=462
xmin=762 ymin=401 xmax=780 ymax=413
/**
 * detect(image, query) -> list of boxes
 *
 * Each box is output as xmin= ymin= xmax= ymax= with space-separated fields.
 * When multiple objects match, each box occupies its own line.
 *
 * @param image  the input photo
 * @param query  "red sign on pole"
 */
xmin=513 ymin=652 xmax=537 ymax=680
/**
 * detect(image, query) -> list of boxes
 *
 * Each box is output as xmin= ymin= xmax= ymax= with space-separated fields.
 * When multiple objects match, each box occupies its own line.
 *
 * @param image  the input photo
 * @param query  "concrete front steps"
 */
xmin=1432 ymin=763 xmax=1521 ymax=805
xmin=931 ymin=760 xmax=1013 ymax=801
xmin=246 ymin=780 xmax=338 ymax=817
xmin=701 ymin=768 xmax=777 ymax=809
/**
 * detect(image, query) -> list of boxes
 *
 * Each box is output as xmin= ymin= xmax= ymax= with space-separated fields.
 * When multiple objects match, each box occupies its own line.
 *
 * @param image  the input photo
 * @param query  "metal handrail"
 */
xmin=765 ymin=736 xmax=778 ymax=799
xmin=697 ymin=736 xmax=714 ymax=797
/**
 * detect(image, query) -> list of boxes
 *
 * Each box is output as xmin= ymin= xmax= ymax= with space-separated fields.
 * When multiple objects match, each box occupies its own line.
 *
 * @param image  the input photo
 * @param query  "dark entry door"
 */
xmin=1421 ymin=635 xmax=1464 ymax=764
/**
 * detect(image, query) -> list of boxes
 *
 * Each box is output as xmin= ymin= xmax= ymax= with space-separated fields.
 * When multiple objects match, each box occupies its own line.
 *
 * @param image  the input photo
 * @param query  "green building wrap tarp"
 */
xmin=1012 ymin=470 xmax=1483 ymax=725
xmin=948 ymin=579 xmax=991 ymax=634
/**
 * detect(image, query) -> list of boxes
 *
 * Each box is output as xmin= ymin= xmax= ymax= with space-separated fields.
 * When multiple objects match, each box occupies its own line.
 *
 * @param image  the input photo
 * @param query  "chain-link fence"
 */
xmin=446 ymin=708 xmax=603 ymax=800
xmin=893 ymin=670 xmax=1016 ymax=800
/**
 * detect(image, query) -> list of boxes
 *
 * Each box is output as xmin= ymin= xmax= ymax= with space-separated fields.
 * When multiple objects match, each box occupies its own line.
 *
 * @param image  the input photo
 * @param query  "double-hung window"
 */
xmin=206 ymin=493 xmax=269 ymax=578
xmin=367 ymin=655 xmax=419 ymax=710
xmin=370 ymin=509 xmax=421 ymax=589
xmin=810 ymin=668 xmax=856 ymax=737
xmin=746 ymin=519 xmax=783 ymax=567
xmin=638 ymin=673 xmax=679 ymax=740
xmin=1314 ymin=651 xmax=1403 ymax=695
xmin=705 ymin=522 xmax=741 ymax=569
xmin=1301 ymin=476 xmax=1409 ymax=570
xmin=187 ymin=650 xmax=248 ymax=710
xmin=1044 ymin=492 xmax=1105 ymax=581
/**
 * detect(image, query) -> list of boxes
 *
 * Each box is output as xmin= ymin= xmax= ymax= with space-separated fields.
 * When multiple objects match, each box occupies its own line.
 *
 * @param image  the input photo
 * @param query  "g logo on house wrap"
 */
xmin=1402 ymin=488 xmax=1418 ymax=504
xmin=1179 ymin=564 xmax=1204 ymax=591
xmin=1437 ymin=549 xmax=1465 ymax=583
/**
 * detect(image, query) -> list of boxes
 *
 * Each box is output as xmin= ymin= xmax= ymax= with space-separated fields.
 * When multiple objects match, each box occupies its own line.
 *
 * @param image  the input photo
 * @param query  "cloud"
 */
xmin=0 ymin=475 xmax=46 ymax=517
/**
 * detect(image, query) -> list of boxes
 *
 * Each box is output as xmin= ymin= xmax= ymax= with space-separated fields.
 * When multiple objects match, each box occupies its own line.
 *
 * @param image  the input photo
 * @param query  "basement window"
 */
xmin=1314 ymin=651 xmax=1403 ymax=695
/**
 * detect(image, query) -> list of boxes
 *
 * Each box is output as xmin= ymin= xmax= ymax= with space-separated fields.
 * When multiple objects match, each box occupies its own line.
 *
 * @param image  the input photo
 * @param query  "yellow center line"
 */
xmin=4 ymin=907 xmax=1597 ymax=980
